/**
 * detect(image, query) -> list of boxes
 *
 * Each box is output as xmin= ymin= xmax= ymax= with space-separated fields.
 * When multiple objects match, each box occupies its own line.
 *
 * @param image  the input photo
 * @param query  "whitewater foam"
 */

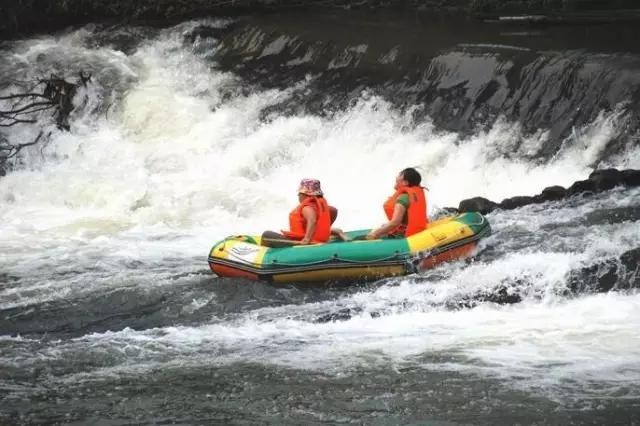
xmin=1 ymin=22 xmax=639 ymax=406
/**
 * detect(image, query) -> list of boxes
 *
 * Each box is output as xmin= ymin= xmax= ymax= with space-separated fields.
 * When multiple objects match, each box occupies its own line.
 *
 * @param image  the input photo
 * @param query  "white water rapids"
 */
xmin=1 ymin=21 xmax=640 ymax=408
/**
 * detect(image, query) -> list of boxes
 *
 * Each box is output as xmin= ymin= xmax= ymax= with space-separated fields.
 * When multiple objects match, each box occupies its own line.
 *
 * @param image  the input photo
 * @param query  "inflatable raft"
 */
xmin=208 ymin=212 xmax=490 ymax=283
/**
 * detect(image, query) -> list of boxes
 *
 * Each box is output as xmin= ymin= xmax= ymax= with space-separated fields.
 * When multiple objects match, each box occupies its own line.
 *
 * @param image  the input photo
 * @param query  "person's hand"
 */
xmin=299 ymin=238 xmax=311 ymax=245
xmin=337 ymin=231 xmax=351 ymax=241
xmin=365 ymin=232 xmax=377 ymax=240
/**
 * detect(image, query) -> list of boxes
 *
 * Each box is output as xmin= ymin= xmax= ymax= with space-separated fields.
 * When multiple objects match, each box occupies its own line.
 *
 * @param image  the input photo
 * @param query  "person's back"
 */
xmin=283 ymin=192 xmax=331 ymax=243
xmin=262 ymin=178 xmax=343 ymax=247
xmin=366 ymin=168 xmax=428 ymax=240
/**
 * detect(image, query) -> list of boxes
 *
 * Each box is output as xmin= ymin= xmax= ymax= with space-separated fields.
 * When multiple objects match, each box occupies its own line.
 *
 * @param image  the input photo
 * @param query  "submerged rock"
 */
xmin=584 ymin=206 xmax=640 ymax=225
xmin=619 ymin=247 xmax=640 ymax=290
xmin=447 ymin=285 xmax=523 ymax=309
xmin=567 ymin=247 xmax=640 ymax=294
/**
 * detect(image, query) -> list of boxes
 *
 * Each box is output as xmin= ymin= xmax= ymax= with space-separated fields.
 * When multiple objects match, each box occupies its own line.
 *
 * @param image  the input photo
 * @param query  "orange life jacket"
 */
xmin=383 ymin=185 xmax=428 ymax=237
xmin=282 ymin=196 xmax=332 ymax=242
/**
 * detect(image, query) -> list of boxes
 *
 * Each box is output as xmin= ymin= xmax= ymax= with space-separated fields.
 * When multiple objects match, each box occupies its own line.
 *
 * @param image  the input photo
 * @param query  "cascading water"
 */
xmin=1 ymin=14 xmax=639 ymax=424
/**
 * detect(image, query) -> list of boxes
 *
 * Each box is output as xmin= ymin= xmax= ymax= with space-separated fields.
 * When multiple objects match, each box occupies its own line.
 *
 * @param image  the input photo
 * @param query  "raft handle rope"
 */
xmin=222 ymin=249 xmax=411 ymax=268
xmin=221 ymin=233 xmax=483 ymax=269
xmin=216 ymin=218 xmax=490 ymax=269
xmin=266 ymin=252 xmax=409 ymax=267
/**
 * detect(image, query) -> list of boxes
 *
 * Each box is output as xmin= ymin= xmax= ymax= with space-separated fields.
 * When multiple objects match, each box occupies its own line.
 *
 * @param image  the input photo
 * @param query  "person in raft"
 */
xmin=262 ymin=178 xmax=348 ymax=247
xmin=365 ymin=167 xmax=428 ymax=240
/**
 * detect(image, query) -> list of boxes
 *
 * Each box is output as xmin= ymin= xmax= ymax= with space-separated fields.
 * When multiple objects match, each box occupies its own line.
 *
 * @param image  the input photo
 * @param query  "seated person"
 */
xmin=365 ymin=167 xmax=428 ymax=240
xmin=262 ymin=178 xmax=347 ymax=247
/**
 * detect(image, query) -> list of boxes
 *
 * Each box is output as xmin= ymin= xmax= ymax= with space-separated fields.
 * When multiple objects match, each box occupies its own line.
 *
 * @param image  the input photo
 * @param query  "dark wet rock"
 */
xmin=566 ymin=179 xmax=596 ymax=197
xmin=314 ymin=306 xmax=383 ymax=323
xmin=447 ymin=285 xmax=522 ymax=309
xmin=4 ymin=0 xmax=640 ymax=39
xmin=440 ymin=206 xmax=460 ymax=215
xmin=187 ymin=24 xmax=230 ymax=41
xmin=0 ymin=276 xmax=289 ymax=339
xmin=585 ymin=206 xmax=640 ymax=225
xmin=3 ymin=5 xmax=640 ymax=156
xmin=594 ymin=261 xmax=618 ymax=292
xmin=567 ymin=247 xmax=640 ymax=294
xmin=432 ymin=207 xmax=460 ymax=220
xmin=0 ymin=288 xmax=168 ymax=338
xmin=459 ymin=168 xmax=639 ymax=214
xmin=622 ymin=169 xmax=640 ymax=186
xmin=315 ymin=308 xmax=355 ymax=323
xmin=499 ymin=195 xmax=535 ymax=210
xmin=458 ymin=197 xmax=498 ymax=214
xmin=619 ymin=247 xmax=640 ymax=290
xmin=588 ymin=168 xmax=624 ymax=192
xmin=84 ymin=25 xmax=158 ymax=55
xmin=539 ymin=185 xmax=566 ymax=202
xmin=482 ymin=286 xmax=522 ymax=305
xmin=567 ymin=262 xmax=603 ymax=293
xmin=221 ymin=21 xmax=640 ymax=153
xmin=5 ymin=6 xmax=640 ymax=168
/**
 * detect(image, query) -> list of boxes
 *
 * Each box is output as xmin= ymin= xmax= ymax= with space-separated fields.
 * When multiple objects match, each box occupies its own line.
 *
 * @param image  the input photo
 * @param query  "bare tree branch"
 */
xmin=0 ymin=118 xmax=38 ymax=126
xmin=0 ymin=131 xmax=44 ymax=159
xmin=17 ymin=105 xmax=57 ymax=115
xmin=1 ymin=101 xmax=54 ymax=115
xmin=0 ymin=71 xmax=92 ymax=174
xmin=0 ymin=93 xmax=51 ymax=101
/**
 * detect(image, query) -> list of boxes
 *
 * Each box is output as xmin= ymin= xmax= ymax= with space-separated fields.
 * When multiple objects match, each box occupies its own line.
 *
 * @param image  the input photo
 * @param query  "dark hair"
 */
xmin=401 ymin=167 xmax=422 ymax=187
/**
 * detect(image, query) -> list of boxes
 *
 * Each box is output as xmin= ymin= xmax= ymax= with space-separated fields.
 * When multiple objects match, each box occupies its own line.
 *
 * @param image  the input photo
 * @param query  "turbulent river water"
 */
xmin=1 ymin=12 xmax=640 ymax=425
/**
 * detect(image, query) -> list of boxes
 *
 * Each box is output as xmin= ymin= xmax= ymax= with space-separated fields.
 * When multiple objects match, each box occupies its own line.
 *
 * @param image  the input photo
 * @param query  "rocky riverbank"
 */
xmin=458 ymin=168 xmax=640 ymax=214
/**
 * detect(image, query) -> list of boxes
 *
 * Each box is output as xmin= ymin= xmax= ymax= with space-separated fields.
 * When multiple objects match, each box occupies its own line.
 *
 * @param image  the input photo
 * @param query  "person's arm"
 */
xmin=299 ymin=205 xmax=317 ymax=244
xmin=327 ymin=205 xmax=350 ymax=240
xmin=366 ymin=203 xmax=406 ymax=239
xmin=331 ymin=227 xmax=350 ymax=241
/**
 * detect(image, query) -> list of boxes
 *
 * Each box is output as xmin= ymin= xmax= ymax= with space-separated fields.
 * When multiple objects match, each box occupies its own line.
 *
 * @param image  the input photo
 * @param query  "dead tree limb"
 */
xmin=0 ymin=71 xmax=91 ymax=174
xmin=0 ymin=93 xmax=51 ymax=101
xmin=0 ymin=131 xmax=44 ymax=159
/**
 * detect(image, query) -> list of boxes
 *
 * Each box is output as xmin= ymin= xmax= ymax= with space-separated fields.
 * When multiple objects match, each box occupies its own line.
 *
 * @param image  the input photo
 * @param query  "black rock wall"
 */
xmin=3 ymin=0 xmax=640 ymax=39
xmin=195 ymin=14 xmax=640 ymax=159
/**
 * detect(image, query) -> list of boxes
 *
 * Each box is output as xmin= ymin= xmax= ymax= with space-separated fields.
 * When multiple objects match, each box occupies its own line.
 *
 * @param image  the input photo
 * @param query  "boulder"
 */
xmin=619 ymin=247 xmax=640 ymax=290
xmin=567 ymin=259 xmax=618 ymax=293
xmin=499 ymin=195 xmax=535 ymax=210
xmin=622 ymin=169 xmax=640 ymax=187
xmin=566 ymin=179 xmax=596 ymax=197
xmin=568 ymin=247 xmax=640 ymax=294
xmin=588 ymin=168 xmax=624 ymax=192
xmin=539 ymin=185 xmax=566 ymax=202
xmin=458 ymin=197 xmax=498 ymax=214
xmin=439 ymin=207 xmax=460 ymax=215
xmin=432 ymin=207 xmax=460 ymax=220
